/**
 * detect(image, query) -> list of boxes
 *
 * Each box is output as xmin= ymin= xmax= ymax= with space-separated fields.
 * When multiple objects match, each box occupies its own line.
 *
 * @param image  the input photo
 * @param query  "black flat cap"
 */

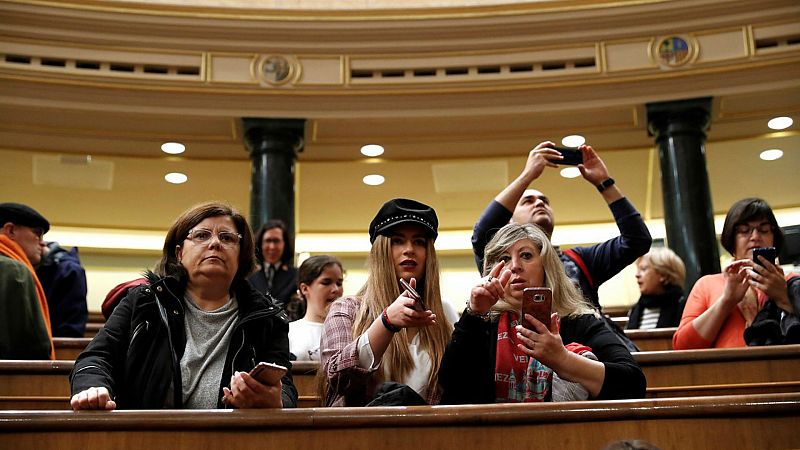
xmin=369 ymin=198 xmax=438 ymax=243
xmin=0 ymin=202 xmax=50 ymax=233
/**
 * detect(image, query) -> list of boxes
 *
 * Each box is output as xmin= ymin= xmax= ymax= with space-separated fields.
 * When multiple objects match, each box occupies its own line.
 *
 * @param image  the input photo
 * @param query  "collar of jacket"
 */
xmin=145 ymin=274 xmax=287 ymax=323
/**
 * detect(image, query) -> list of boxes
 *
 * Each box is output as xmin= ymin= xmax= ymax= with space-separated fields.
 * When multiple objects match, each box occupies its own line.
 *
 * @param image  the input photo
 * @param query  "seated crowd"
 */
xmin=1 ymin=142 xmax=797 ymax=413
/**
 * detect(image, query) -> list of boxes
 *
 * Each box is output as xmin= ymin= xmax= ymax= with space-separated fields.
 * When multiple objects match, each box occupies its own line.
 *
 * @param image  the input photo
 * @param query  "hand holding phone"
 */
xmin=522 ymin=287 xmax=553 ymax=331
xmin=400 ymin=278 xmax=427 ymax=311
xmin=249 ymin=362 xmax=287 ymax=386
xmin=752 ymin=247 xmax=777 ymax=267
xmin=551 ymin=145 xmax=583 ymax=166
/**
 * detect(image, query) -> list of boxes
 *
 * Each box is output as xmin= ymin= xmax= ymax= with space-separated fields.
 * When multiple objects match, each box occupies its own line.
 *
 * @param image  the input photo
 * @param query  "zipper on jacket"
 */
xmin=156 ymin=292 xmax=182 ymax=408
xmin=130 ymin=320 xmax=149 ymax=344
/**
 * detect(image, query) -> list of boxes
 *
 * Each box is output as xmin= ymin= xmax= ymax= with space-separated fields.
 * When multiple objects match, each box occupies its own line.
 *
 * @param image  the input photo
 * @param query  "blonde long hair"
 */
xmin=483 ymin=223 xmax=596 ymax=319
xmin=352 ymin=234 xmax=452 ymax=389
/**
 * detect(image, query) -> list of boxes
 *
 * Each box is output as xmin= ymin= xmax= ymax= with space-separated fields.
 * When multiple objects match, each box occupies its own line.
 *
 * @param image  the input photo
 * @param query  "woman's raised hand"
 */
xmin=385 ymin=277 xmax=437 ymax=329
xmin=515 ymin=312 xmax=568 ymax=370
xmin=722 ymin=260 xmax=752 ymax=306
xmin=747 ymin=258 xmax=791 ymax=312
xmin=469 ymin=261 xmax=512 ymax=315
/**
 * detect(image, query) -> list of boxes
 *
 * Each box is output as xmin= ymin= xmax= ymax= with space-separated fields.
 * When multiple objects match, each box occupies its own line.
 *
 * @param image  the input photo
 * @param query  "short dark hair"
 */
xmin=297 ymin=255 xmax=344 ymax=301
xmin=155 ymin=202 xmax=256 ymax=285
xmin=254 ymin=219 xmax=294 ymax=266
xmin=720 ymin=197 xmax=784 ymax=256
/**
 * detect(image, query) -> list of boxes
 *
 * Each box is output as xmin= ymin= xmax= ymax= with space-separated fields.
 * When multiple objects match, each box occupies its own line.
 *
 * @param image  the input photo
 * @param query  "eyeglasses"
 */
xmin=263 ymin=238 xmax=283 ymax=245
xmin=186 ymin=228 xmax=242 ymax=247
xmin=734 ymin=223 xmax=773 ymax=237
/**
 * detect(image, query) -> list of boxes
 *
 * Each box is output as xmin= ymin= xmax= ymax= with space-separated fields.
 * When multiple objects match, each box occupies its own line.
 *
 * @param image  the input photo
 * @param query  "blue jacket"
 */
xmin=36 ymin=243 xmax=88 ymax=337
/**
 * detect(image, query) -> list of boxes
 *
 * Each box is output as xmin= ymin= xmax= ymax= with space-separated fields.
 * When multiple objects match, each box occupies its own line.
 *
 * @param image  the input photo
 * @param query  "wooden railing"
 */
xmin=1 ymin=393 xmax=798 ymax=449
xmin=4 ymin=345 xmax=799 ymax=407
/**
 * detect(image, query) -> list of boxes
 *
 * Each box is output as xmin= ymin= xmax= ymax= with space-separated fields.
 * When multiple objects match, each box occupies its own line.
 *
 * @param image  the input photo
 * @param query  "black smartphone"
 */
xmin=752 ymin=247 xmax=777 ymax=267
xmin=551 ymin=145 xmax=583 ymax=166
xmin=399 ymin=278 xmax=427 ymax=311
xmin=522 ymin=287 xmax=552 ymax=331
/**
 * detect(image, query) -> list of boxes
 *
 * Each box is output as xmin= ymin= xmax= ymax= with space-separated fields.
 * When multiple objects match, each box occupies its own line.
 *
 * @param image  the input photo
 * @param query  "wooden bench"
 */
xmin=635 ymin=344 xmax=800 ymax=388
xmin=53 ymin=338 xmax=91 ymax=360
xmin=83 ymin=323 xmax=102 ymax=338
xmin=5 ymin=345 xmax=798 ymax=400
xmin=624 ymin=327 xmax=675 ymax=351
xmin=1 ymin=393 xmax=798 ymax=449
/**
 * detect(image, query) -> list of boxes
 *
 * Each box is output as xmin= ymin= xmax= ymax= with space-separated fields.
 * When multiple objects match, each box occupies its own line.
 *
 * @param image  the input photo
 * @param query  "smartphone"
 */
xmin=249 ymin=362 xmax=287 ymax=385
xmin=752 ymin=247 xmax=777 ymax=267
xmin=551 ymin=145 xmax=583 ymax=166
xmin=399 ymin=278 xmax=427 ymax=311
xmin=522 ymin=287 xmax=552 ymax=331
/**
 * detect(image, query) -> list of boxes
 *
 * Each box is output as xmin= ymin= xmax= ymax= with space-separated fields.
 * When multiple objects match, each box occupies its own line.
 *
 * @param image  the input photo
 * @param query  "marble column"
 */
xmin=242 ymin=118 xmax=305 ymax=237
xmin=646 ymin=97 xmax=720 ymax=291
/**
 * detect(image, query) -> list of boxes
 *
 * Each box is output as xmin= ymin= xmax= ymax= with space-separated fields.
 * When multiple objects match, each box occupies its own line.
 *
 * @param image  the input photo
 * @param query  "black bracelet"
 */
xmin=596 ymin=177 xmax=615 ymax=192
xmin=381 ymin=308 xmax=401 ymax=333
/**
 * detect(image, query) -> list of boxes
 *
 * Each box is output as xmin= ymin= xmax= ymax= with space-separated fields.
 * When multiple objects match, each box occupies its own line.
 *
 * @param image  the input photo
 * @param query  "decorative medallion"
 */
xmin=650 ymin=35 xmax=697 ymax=68
xmin=257 ymin=55 xmax=298 ymax=86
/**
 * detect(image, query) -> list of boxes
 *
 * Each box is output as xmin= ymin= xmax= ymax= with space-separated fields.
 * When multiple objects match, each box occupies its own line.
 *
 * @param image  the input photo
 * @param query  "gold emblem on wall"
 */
xmin=649 ymin=35 xmax=698 ymax=68
xmin=256 ymin=55 xmax=300 ymax=86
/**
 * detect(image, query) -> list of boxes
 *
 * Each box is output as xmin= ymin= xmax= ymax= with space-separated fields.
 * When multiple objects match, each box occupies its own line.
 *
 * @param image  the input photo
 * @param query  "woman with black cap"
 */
xmin=319 ymin=198 xmax=454 ymax=406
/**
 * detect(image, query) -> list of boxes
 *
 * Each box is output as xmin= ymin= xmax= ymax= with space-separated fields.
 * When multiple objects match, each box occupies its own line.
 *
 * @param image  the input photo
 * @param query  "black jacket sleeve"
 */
xmin=69 ymin=286 xmax=138 ymax=398
xmin=471 ymin=200 xmax=514 ymax=272
xmin=570 ymin=197 xmax=652 ymax=292
xmin=439 ymin=311 xmax=498 ymax=404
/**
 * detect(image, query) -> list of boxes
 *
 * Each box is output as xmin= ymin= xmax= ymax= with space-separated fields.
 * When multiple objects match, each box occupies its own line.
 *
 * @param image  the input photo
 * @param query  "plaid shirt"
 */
xmin=320 ymin=295 xmax=441 ymax=406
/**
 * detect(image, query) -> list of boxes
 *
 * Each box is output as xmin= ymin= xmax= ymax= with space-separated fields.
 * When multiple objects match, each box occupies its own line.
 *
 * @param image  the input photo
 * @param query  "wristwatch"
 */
xmin=596 ymin=178 xmax=615 ymax=192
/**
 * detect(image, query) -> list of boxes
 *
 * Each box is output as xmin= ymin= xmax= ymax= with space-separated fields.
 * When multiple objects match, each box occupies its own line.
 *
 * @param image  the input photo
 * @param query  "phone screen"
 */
xmin=551 ymin=146 xmax=583 ymax=166
xmin=522 ymin=287 xmax=552 ymax=331
xmin=752 ymin=247 xmax=777 ymax=267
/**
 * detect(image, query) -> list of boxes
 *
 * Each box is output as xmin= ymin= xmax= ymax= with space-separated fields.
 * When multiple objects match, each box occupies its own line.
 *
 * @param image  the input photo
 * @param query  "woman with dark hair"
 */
xmin=70 ymin=202 xmax=297 ymax=410
xmin=673 ymin=197 xmax=799 ymax=349
xmin=249 ymin=220 xmax=300 ymax=320
xmin=289 ymin=255 xmax=344 ymax=361
xmin=439 ymin=223 xmax=645 ymax=404
xmin=626 ymin=247 xmax=686 ymax=330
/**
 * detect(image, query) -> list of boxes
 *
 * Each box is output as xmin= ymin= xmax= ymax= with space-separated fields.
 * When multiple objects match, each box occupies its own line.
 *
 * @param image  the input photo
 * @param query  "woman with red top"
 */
xmin=673 ymin=198 xmax=798 ymax=349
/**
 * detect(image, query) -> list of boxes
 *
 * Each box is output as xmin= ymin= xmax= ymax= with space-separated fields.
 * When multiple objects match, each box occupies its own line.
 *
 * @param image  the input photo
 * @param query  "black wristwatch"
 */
xmin=596 ymin=178 xmax=615 ymax=192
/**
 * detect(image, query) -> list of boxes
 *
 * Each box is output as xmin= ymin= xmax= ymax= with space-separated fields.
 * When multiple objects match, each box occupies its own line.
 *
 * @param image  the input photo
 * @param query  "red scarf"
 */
xmin=0 ymin=234 xmax=54 ymax=359
xmin=494 ymin=311 xmax=552 ymax=402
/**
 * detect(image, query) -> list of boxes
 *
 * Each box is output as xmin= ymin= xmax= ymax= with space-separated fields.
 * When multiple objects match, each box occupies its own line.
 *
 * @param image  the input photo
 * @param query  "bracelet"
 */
xmin=381 ymin=307 xmax=401 ymax=333
xmin=464 ymin=302 xmax=491 ymax=322
xmin=596 ymin=177 xmax=615 ymax=192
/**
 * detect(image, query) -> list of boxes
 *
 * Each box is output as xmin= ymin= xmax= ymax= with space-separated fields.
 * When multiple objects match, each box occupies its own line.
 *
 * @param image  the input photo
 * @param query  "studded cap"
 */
xmin=369 ymin=198 xmax=438 ymax=243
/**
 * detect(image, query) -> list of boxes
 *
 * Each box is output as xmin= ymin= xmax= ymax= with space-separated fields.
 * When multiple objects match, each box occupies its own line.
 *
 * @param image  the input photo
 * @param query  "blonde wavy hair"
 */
xmin=483 ymin=223 xmax=596 ymax=319
xmin=640 ymin=247 xmax=686 ymax=288
xmin=352 ymin=234 xmax=452 ymax=389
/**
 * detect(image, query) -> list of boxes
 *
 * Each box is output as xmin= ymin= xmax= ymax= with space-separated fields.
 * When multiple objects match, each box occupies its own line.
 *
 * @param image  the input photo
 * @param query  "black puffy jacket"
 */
xmin=70 ymin=274 xmax=297 ymax=408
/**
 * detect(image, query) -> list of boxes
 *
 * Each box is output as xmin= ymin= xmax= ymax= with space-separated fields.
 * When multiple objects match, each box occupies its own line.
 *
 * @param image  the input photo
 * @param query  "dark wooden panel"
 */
xmin=0 ymin=393 xmax=797 ymax=450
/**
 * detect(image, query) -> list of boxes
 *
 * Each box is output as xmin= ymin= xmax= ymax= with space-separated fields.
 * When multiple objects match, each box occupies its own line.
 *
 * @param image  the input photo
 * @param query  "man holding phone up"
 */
xmin=471 ymin=141 xmax=652 ymax=350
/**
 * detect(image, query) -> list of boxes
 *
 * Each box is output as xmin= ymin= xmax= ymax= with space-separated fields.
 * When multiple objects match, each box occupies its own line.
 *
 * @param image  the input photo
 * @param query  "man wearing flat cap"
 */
xmin=0 ymin=202 xmax=54 ymax=359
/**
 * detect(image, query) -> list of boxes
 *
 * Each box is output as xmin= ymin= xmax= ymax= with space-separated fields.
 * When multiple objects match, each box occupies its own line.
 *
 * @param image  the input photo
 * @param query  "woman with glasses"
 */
xmin=70 ymin=201 xmax=297 ymax=410
xmin=673 ymin=197 xmax=799 ymax=349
